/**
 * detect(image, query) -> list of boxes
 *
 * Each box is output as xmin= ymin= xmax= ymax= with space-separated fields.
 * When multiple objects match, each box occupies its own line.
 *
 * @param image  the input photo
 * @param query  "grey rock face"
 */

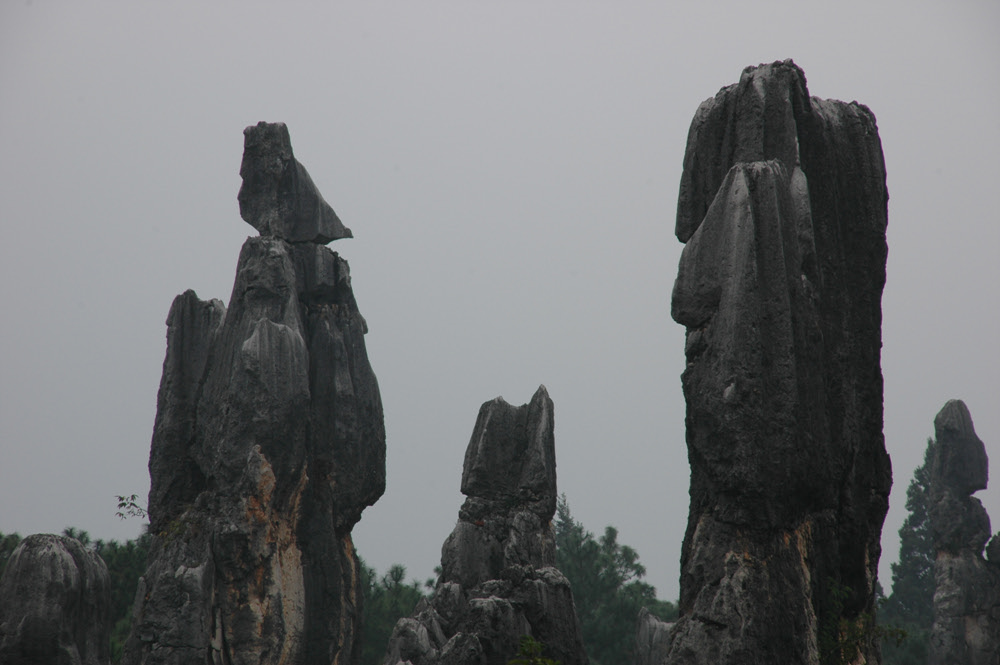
xmin=928 ymin=400 xmax=1000 ymax=665
xmin=0 ymin=534 xmax=111 ymax=665
xmin=124 ymin=125 xmax=384 ymax=665
xmin=666 ymin=60 xmax=891 ymax=665
xmin=634 ymin=608 xmax=673 ymax=665
xmin=383 ymin=387 xmax=588 ymax=665
xmin=238 ymin=121 xmax=353 ymax=243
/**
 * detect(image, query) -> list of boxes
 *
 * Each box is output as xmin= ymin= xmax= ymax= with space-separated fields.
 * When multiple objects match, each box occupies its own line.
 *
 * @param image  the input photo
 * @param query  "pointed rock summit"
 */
xmin=124 ymin=124 xmax=384 ymax=665
xmin=928 ymin=399 xmax=1000 ymax=665
xmin=383 ymin=387 xmax=588 ymax=665
xmin=666 ymin=60 xmax=891 ymax=664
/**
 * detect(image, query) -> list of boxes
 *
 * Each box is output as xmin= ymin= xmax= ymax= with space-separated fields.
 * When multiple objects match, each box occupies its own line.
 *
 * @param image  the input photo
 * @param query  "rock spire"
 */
xmin=928 ymin=399 xmax=1000 ymax=665
xmin=123 ymin=123 xmax=385 ymax=664
xmin=382 ymin=386 xmax=589 ymax=665
xmin=666 ymin=60 xmax=891 ymax=664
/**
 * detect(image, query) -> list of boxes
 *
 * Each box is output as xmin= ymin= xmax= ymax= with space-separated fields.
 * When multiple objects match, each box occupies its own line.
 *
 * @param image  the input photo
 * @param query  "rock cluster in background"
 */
xmin=382 ymin=386 xmax=589 ymax=665
xmin=0 ymin=534 xmax=111 ymax=665
xmin=665 ymin=60 xmax=892 ymax=664
xmin=928 ymin=399 xmax=1000 ymax=665
xmin=123 ymin=122 xmax=385 ymax=664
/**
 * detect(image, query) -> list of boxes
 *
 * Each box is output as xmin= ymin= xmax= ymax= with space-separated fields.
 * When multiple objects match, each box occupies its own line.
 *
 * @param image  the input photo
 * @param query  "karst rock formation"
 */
xmin=382 ymin=386 xmax=588 ymax=665
xmin=123 ymin=122 xmax=385 ymax=665
xmin=665 ymin=60 xmax=892 ymax=664
xmin=928 ymin=400 xmax=1000 ymax=665
xmin=0 ymin=534 xmax=112 ymax=665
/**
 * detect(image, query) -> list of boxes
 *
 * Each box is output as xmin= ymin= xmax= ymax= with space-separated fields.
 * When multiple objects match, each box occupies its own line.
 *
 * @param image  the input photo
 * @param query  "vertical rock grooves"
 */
xmin=666 ymin=60 xmax=891 ymax=665
xmin=124 ymin=123 xmax=385 ymax=665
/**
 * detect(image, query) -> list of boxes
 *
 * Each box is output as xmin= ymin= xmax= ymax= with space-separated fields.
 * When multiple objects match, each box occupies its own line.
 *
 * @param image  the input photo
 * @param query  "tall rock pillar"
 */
xmin=928 ymin=399 xmax=1000 ymax=665
xmin=666 ymin=60 xmax=892 ymax=664
xmin=382 ymin=386 xmax=589 ymax=665
xmin=124 ymin=122 xmax=385 ymax=665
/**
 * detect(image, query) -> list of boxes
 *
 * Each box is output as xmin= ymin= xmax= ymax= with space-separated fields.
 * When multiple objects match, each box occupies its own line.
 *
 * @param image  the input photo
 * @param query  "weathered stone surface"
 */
xmin=238 ymin=121 xmax=353 ymax=243
xmin=666 ymin=60 xmax=891 ymax=665
xmin=0 ymin=534 xmax=111 ymax=665
xmin=124 ymin=126 xmax=384 ymax=665
xmin=383 ymin=387 xmax=588 ymax=665
xmin=634 ymin=607 xmax=673 ymax=665
xmin=928 ymin=400 xmax=1000 ymax=665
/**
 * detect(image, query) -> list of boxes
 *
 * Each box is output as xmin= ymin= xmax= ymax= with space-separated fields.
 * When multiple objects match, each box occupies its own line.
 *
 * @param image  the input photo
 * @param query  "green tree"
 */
xmin=880 ymin=438 xmax=936 ymax=664
xmin=0 ymin=530 xmax=22 ymax=579
xmin=555 ymin=495 xmax=677 ymax=665
xmin=509 ymin=635 xmax=560 ymax=665
xmin=358 ymin=560 xmax=429 ymax=665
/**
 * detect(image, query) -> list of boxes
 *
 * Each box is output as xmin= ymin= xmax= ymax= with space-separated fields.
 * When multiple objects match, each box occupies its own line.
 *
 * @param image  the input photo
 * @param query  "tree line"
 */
xmin=0 ymin=495 xmax=676 ymax=665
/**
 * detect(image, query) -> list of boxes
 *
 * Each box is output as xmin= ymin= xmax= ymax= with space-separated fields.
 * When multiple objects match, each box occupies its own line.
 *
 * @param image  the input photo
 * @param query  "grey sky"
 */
xmin=1 ymin=2 xmax=997 ymax=601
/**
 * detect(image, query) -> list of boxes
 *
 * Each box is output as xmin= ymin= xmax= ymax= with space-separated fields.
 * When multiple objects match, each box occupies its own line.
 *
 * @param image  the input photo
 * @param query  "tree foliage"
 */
xmin=0 ymin=530 xmax=22 ymax=579
xmin=555 ymin=495 xmax=677 ymax=665
xmin=880 ymin=438 xmax=936 ymax=664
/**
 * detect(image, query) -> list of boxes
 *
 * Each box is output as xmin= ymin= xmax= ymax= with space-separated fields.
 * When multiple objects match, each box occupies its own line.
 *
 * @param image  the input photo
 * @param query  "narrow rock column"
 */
xmin=382 ymin=386 xmax=589 ymax=665
xmin=666 ymin=60 xmax=891 ymax=665
xmin=0 ymin=534 xmax=112 ymax=665
xmin=928 ymin=400 xmax=1000 ymax=665
xmin=124 ymin=123 xmax=385 ymax=665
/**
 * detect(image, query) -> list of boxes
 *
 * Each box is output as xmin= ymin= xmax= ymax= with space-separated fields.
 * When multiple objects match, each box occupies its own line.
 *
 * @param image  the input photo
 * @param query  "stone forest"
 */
xmin=1 ymin=60 xmax=998 ymax=665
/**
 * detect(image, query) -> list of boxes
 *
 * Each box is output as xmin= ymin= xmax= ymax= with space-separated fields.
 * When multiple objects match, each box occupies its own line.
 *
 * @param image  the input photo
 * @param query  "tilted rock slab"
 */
xmin=383 ymin=386 xmax=588 ymax=665
xmin=123 ymin=123 xmax=385 ymax=665
xmin=928 ymin=400 xmax=1000 ymax=665
xmin=0 ymin=534 xmax=112 ymax=665
xmin=666 ymin=60 xmax=891 ymax=665
xmin=238 ymin=121 xmax=353 ymax=244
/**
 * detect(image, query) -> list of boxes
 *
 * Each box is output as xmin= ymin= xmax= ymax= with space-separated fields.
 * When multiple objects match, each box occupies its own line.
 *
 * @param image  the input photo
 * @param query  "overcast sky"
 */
xmin=1 ymin=1 xmax=997 ymax=601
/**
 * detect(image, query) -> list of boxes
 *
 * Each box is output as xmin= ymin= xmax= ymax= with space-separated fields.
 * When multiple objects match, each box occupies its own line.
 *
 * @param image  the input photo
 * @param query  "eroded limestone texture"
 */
xmin=382 ymin=386 xmax=588 ymax=665
xmin=123 ymin=123 xmax=385 ymax=665
xmin=0 ymin=534 xmax=112 ymax=665
xmin=666 ymin=60 xmax=891 ymax=664
xmin=928 ymin=400 xmax=1000 ymax=665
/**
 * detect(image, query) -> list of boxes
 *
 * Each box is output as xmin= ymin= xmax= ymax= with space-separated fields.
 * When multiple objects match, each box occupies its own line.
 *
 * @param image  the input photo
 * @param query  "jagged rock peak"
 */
xmin=0 ymin=534 xmax=112 ymax=665
xmin=461 ymin=385 xmax=556 ymax=518
xmin=237 ymin=121 xmax=353 ymax=244
xmin=675 ymin=58 xmax=883 ymax=244
xmin=383 ymin=387 xmax=588 ymax=665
